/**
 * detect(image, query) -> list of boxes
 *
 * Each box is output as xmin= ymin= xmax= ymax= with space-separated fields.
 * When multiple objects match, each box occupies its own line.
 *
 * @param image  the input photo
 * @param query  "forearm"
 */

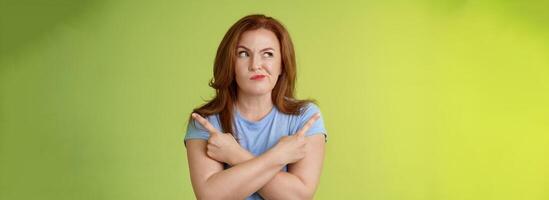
xmin=201 ymin=150 xmax=285 ymax=200
xmin=232 ymin=151 xmax=311 ymax=200
xmin=259 ymin=171 xmax=311 ymax=200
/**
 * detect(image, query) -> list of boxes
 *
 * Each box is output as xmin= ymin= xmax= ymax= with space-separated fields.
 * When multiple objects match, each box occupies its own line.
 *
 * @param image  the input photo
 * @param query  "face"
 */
xmin=234 ymin=28 xmax=282 ymax=97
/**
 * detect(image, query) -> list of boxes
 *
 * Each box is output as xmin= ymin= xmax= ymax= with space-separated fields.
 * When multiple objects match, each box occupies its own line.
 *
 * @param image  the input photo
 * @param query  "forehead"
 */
xmin=237 ymin=28 xmax=280 ymax=50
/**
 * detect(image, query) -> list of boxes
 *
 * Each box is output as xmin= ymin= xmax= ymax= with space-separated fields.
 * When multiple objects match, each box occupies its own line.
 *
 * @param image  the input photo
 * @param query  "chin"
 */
xmin=243 ymin=87 xmax=273 ymax=96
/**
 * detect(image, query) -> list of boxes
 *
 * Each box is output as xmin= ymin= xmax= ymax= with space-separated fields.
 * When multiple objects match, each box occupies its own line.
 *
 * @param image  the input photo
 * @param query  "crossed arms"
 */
xmin=185 ymin=113 xmax=326 ymax=200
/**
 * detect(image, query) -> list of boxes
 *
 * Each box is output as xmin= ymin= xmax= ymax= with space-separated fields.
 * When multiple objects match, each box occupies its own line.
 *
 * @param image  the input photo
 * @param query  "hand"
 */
xmin=191 ymin=113 xmax=249 ymax=165
xmin=271 ymin=113 xmax=320 ymax=165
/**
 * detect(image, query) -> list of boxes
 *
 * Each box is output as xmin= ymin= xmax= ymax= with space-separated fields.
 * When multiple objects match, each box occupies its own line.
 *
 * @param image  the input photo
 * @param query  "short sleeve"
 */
xmin=296 ymin=103 xmax=328 ymax=143
xmin=184 ymin=114 xmax=218 ymax=146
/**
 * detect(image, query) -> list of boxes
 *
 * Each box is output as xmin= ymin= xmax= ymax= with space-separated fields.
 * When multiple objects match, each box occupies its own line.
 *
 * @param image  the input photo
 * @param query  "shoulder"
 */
xmin=185 ymin=113 xmax=222 ymax=143
xmin=299 ymin=102 xmax=321 ymax=116
xmin=189 ymin=113 xmax=221 ymax=130
xmin=293 ymin=102 xmax=324 ymax=127
xmin=293 ymin=101 xmax=328 ymax=140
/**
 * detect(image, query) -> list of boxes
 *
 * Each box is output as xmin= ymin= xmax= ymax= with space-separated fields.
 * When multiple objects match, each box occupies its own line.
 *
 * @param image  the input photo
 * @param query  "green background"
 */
xmin=1 ymin=0 xmax=548 ymax=199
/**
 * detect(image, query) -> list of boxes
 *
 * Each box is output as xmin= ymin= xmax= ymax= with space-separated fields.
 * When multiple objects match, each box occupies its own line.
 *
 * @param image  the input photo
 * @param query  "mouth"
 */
xmin=250 ymin=75 xmax=266 ymax=80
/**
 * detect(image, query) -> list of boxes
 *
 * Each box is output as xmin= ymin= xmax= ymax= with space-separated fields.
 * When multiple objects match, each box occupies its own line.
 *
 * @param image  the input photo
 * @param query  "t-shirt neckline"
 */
xmin=235 ymin=104 xmax=276 ymax=127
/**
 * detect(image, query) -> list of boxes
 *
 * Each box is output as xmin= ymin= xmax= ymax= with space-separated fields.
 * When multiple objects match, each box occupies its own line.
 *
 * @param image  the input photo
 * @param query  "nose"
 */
xmin=249 ymin=55 xmax=262 ymax=72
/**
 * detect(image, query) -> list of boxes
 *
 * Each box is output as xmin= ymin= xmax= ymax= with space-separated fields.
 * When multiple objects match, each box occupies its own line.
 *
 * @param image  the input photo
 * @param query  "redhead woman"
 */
xmin=184 ymin=14 xmax=328 ymax=200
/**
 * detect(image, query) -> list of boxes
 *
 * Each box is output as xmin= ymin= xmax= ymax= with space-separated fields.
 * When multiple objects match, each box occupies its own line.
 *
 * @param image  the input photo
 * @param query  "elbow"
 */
xmin=289 ymin=187 xmax=314 ymax=200
xmin=194 ymin=190 xmax=208 ymax=200
xmin=299 ymin=191 xmax=315 ymax=200
xmin=199 ymin=193 xmax=244 ymax=200
xmin=297 ymin=185 xmax=318 ymax=200
xmin=192 ymin=185 xmax=217 ymax=200
xmin=195 ymin=187 xmax=237 ymax=200
xmin=195 ymin=188 xmax=231 ymax=200
xmin=196 ymin=194 xmax=214 ymax=200
xmin=195 ymin=191 xmax=221 ymax=200
xmin=295 ymin=179 xmax=317 ymax=200
xmin=193 ymin=178 xmax=230 ymax=200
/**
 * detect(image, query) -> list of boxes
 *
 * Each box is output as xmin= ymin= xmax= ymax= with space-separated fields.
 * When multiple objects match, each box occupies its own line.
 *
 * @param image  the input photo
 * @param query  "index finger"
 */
xmin=192 ymin=113 xmax=221 ymax=135
xmin=296 ymin=113 xmax=320 ymax=137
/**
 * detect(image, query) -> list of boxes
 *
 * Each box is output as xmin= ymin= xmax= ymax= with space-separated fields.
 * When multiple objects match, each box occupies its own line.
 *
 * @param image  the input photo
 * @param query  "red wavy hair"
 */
xmin=190 ymin=14 xmax=314 ymax=136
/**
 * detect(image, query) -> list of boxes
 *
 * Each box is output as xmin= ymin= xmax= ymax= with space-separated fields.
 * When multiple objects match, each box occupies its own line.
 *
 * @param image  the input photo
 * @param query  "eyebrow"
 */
xmin=237 ymin=45 xmax=275 ymax=52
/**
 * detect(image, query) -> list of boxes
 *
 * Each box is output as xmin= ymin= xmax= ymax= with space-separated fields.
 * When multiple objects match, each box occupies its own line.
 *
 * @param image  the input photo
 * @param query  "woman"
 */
xmin=184 ymin=14 xmax=328 ymax=200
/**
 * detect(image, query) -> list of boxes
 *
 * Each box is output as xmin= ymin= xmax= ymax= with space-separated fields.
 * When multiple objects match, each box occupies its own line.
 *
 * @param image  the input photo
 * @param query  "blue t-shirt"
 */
xmin=184 ymin=102 xmax=327 ymax=200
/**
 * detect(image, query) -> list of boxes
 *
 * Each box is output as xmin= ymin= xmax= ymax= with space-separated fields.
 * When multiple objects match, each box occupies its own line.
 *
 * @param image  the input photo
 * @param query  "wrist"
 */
xmin=265 ymin=146 xmax=287 ymax=167
xmin=229 ymin=148 xmax=254 ymax=166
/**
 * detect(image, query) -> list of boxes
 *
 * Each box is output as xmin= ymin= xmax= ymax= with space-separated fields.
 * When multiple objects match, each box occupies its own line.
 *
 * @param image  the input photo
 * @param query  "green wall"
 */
xmin=1 ymin=0 xmax=548 ymax=199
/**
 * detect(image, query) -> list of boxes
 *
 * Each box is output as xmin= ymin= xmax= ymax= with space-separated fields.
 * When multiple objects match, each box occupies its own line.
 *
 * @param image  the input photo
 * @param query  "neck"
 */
xmin=236 ymin=91 xmax=273 ymax=122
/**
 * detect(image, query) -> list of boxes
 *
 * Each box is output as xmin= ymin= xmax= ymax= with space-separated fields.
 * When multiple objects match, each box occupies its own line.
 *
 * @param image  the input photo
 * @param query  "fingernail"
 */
xmin=191 ymin=113 xmax=197 ymax=118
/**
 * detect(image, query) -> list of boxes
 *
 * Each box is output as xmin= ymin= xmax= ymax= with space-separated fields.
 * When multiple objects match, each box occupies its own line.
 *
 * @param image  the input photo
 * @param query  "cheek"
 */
xmin=268 ymin=66 xmax=282 ymax=85
xmin=273 ymin=68 xmax=282 ymax=79
xmin=234 ymin=66 xmax=248 ymax=85
xmin=235 ymin=70 xmax=248 ymax=85
xmin=235 ymin=60 xmax=248 ymax=76
xmin=266 ymin=61 xmax=282 ymax=76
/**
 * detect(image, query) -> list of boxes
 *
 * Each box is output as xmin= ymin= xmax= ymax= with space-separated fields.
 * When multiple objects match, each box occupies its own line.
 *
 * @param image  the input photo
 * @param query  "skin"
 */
xmin=186 ymin=28 xmax=326 ymax=200
xmin=234 ymin=28 xmax=281 ymax=121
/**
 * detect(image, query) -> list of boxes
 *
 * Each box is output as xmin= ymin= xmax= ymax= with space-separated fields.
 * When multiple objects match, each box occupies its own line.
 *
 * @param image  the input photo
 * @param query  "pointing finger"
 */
xmin=192 ymin=113 xmax=221 ymax=135
xmin=296 ymin=113 xmax=320 ymax=137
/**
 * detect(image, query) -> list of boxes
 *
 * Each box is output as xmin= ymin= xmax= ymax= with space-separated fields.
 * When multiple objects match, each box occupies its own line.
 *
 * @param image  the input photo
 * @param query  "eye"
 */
xmin=263 ymin=52 xmax=274 ymax=58
xmin=238 ymin=51 xmax=249 ymax=58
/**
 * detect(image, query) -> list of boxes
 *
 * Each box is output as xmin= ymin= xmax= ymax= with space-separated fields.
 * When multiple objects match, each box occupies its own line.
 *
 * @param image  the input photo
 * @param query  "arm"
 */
xmin=185 ymin=113 xmax=315 ymax=199
xmin=231 ymin=134 xmax=326 ymax=200
xmin=186 ymin=139 xmax=286 ymax=200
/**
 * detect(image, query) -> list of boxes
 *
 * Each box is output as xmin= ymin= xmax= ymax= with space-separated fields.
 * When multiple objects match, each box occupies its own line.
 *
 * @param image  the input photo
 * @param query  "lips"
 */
xmin=250 ymin=75 xmax=266 ymax=80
